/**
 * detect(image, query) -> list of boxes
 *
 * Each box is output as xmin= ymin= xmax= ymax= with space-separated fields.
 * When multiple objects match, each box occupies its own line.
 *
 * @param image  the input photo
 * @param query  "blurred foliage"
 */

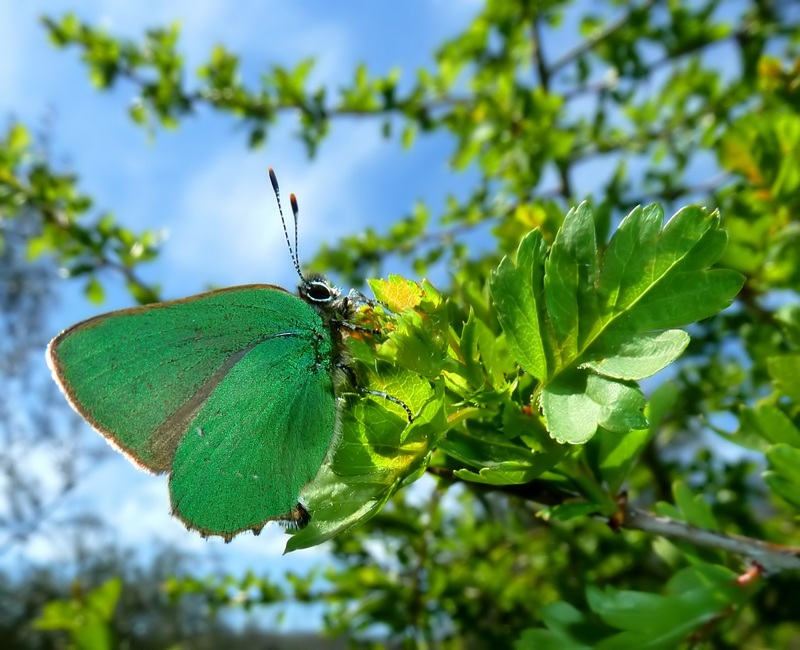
xmin=0 ymin=122 xmax=161 ymax=304
xmin=1 ymin=0 xmax=799 ymax=647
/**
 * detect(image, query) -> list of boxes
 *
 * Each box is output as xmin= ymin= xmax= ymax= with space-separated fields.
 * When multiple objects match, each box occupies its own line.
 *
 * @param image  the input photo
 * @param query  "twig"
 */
xmin=621 ymin=506 xmax=800 ymax=573
xmin=427 ymin=466 xmax=800 ymax=574
xmin=549 ymin=0 xmax=659 ymax=75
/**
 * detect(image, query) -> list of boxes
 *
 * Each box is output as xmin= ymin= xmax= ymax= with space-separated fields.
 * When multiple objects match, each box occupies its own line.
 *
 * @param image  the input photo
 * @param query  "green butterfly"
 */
xmin=47 ymin=169 xmax=409 ymax=542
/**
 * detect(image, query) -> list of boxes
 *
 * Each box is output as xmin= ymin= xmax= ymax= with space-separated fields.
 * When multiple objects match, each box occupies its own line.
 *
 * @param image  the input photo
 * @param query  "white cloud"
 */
xmin=169 ymin=120 xmax=384 ymax=291
xmin=89 ymin=1 xmax=352 ymax=83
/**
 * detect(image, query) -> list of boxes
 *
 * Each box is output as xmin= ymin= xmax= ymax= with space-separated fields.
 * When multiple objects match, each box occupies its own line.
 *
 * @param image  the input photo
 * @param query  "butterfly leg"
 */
xmin=276 ymin=503 xmax=312 ymax=530
xmin=337 ymin=319 xmax=381 ymax=336
xmin=336 ymin=361 xmax=414 ymax=423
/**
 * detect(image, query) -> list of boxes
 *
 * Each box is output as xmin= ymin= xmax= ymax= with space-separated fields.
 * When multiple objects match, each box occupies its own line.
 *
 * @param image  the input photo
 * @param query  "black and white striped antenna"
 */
xmin=268 ymin=168 xmax=304 ymax=282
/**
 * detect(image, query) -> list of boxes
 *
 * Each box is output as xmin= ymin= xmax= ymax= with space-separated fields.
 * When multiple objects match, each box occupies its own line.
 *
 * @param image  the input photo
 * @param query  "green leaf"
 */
xmin=764 ymin=443 xmax=800 ymax=508
xmin=286 ymin=375 xmax=445 ymax=552
xmin=672 ymin=481 xmax=719 ymax=531
xmin=584 ymin=330 xmax=689 ymax=380
xmin=34 ymin=578 xmax=121 ymax=650
xmin=442 ymin=428 xmax=565 ymax=485
xmin=542 ymin=502 xmax=604 ymax=521
xmin=516 ymin=629 xmax=591 ymax=650
xmin=601 ymin=206 xmax=743 ymax=332
xmin=768 ymin=354 xmax=800 ymax=402
xmin=492 ymin=203 xmax=742 ymax=445
xmin=541 ymin=371 xmax=647 ymax=444
xmin=587 ymin=564 xmax=751 ymax=649
xmin=544 ymin=202 xmax=599 ymax=361
xmin=85 ymin=276 xmax=105 ymax=304
xmin=593 ymin=381 xmax=679 ymax=491
xmin=490 ymin=229 xmax=551 ymax=380
xmin=453 ymin=456 xmax=562 ymax=486
xmin=532 ymin=601 xmax=596 ymax=649
xmin=369 ymin=276 xmax=450 ymax=378
xmin=739 ymin=404 xmax=800 ymax=449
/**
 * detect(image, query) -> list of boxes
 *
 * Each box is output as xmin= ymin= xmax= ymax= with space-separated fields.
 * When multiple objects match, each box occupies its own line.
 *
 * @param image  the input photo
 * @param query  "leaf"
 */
xmin=454 ymin=457 xmax=561 ymax=486
xmin=541 ymin=371 xmax=647 ymax=444
xmin=672 ymin=481 xmax=719 ymax=531
xmin=84 ymin=276 xmax=105 ymax=304
xmin=286 ymin=375 xmax=445 ymax=552
xmin=369 ymin=276 xmax=450 ymax=378
xmin=593 ymin=381 xmax=679 ymax=491
xmin=764 ymin=443 xmax=800 ymax=508
xmin=516 ymin=629 xmax=591 ymax=650
xmin=533 ymin=601 xmax=598 ymax=648
xmin=601 ymin=206 xmax=743 ymax=332
xmin=544 ymin=202 xmax=599 ymax=361
xmin=34 ymin=578 xmax=121 ymax=650
xmin=584 ymin=330 xmax=689 ymax=380
xmin=492 ymin=203 xmax=744 ymax=444
xmin=442 ymin=428 xmax=566 ymax=485
xmin=542 ymin=502 xmax=604 ymax=521
xmin=490 ymin=229 xmax=551 ymax=380
xmin=586 ymin=564 xmax=752 ymax=649
xmin=738 ymin=404 xmax=800 ymax=449
xmin=516 ymin=602 xmax=597 ymax=649
xmin=767 ymin=354 xmax=800 ymax=402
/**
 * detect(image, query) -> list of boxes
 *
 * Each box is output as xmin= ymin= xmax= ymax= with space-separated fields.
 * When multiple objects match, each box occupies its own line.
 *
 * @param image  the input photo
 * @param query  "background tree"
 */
xmin=2 ymin=0 xmax=800 ymax=647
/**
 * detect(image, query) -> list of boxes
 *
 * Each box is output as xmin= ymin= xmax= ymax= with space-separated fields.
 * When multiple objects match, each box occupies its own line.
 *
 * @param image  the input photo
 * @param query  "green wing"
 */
xmin=169 ymin=334 xmax=336 ymax=537
xmin=47 ymin=285 xmax=337 ymax=535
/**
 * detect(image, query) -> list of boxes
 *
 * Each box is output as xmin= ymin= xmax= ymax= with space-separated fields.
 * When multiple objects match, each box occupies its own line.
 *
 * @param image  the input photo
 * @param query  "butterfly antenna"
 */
xmin=291 ymin=192 xmax=299 ymax=272
xmin=290 ymin=193 xmax=300 ymax=276
xmin=269 ymin=168 xmax=304 ymax=281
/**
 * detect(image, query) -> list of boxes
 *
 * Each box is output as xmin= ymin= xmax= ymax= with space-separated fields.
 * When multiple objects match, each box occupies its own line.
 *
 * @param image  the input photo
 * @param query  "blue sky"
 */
xmin=2 ymin=0 xmax=486 ymax=615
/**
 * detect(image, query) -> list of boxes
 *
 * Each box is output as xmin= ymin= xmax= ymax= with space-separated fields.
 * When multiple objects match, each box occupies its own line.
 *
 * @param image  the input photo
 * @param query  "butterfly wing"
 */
xmin=168 ymin=332 xmax=336 ymax=537
xmin=47 ymin=284 xmax=337 ymax=534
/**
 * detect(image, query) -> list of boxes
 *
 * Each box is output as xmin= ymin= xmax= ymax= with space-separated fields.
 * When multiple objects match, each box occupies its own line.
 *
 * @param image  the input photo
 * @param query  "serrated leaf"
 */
xmin=440 ymin=429 xmax=565 ymax=481
xmin=369 ymin=276 xmax=449 ymax=378
xmin=544 ymin=202 xmax=599 ymax=360
xmin=454 ymin=454 xmax=562 ymax=485
xmin=492 ymin=203 xmax=743 ymax=445
xmin=490 ymin=229 xmax=550 ymax=380
xmin=600 ymin=206 xmax=743 ymax=332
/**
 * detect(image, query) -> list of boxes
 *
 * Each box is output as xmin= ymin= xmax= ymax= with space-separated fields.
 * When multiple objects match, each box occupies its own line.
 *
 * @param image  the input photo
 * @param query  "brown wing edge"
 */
xmin=170 ymin=502 xmax=313 ymax=543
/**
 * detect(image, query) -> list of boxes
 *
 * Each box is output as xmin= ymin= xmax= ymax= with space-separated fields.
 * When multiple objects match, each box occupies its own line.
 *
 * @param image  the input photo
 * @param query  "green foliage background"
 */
xmin=2 ymin=0 xmax=800 ymax=647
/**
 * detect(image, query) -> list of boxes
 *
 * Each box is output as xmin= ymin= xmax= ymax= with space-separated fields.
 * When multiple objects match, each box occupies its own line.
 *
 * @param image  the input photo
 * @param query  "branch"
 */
xmin=427 ymin=466 xmax=800 ymax=574
xmin=549 ymin=0 xmax=659 ymax=75
xmin=620 ymin=506 xmax=800 ymax=573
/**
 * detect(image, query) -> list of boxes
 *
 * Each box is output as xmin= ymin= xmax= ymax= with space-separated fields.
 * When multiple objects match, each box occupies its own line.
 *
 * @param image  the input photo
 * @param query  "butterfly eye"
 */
xmin=305 ymin=280 xmax=335 ymax=303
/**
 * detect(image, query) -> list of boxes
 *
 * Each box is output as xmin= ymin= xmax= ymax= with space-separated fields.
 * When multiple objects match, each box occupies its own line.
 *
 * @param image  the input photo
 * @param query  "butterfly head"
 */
xmin=299 ymin=274 xmax=342 ymax=306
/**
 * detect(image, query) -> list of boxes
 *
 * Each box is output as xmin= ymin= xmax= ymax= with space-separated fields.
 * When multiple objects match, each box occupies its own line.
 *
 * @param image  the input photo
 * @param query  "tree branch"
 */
xmin=549 ymin=0 xmax=658 ymax=75
xmin=428 ymin=466 xmax=800 ymax=574
xmin=620 ymin=506 xmax=800 ymax=573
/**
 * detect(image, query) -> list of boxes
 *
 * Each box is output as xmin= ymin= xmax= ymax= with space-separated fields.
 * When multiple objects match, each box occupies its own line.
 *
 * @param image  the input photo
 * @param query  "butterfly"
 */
xmin=47 ymin=169 xmax=410 ymax=541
